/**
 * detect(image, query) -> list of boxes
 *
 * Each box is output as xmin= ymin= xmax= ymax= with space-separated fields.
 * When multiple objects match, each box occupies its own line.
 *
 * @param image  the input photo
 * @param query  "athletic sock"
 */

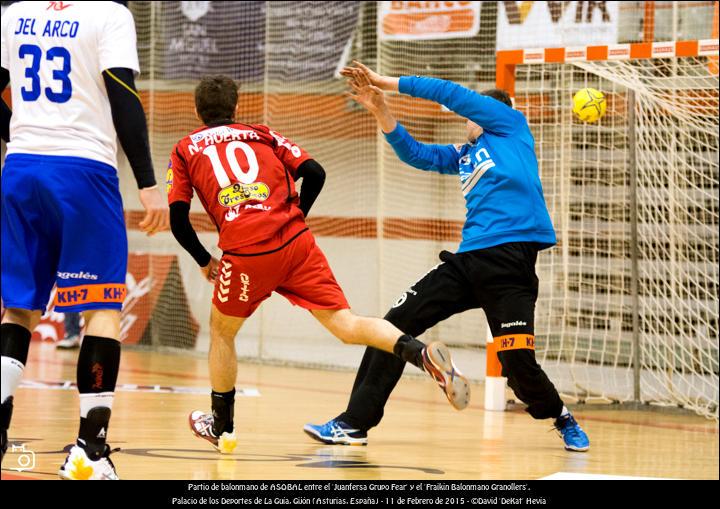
xmin=76 ymin=335 xmax=120 ymax=460
xmin=1 ymin=324 xmax=32 ymax=434
xmin=559 ymin=405 xmax=570 ymax=418
xmin=392 ymin=334 xmax=425 ymax=370
xmin=211 ymin=388 xmax=236 ymax=436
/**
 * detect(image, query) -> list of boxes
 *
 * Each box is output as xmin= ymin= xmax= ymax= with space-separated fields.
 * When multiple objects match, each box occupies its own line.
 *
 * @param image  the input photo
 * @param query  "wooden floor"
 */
xmin=2 ymin=343 xmax=718 ymax=480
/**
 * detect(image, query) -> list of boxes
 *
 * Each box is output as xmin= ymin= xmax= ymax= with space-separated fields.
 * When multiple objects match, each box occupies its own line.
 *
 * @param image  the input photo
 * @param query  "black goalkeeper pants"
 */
xmin=337 ymin=242 xmax=564 ymax=431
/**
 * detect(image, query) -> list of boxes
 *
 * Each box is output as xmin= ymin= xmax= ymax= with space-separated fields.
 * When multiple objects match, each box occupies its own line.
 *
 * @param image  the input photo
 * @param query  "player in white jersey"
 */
xmin=0 ymin=1 xmax=168 ymax=480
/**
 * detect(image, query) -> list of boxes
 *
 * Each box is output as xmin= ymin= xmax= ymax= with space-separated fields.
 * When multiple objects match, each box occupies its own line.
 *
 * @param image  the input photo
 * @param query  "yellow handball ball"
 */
xmin=572 ymin=87 xmax=607 ymax=123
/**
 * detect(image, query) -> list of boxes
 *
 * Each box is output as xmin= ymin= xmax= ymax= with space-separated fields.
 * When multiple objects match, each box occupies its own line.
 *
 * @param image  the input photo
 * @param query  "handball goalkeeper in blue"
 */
xmin=304 ymin=62 xmax=590 ymax=452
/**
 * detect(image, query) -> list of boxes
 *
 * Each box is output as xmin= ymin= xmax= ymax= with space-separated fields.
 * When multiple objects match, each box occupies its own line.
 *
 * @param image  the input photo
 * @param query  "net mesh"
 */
xmin=513 ymin=55 xmax=718 ymax=419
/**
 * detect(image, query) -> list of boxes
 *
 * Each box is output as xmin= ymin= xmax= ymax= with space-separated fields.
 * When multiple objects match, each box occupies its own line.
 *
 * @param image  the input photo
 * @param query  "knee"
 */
xmin=334 ymin=314 xmax=362 ymax=345
xmin=314 ymin=309 xmax=359 ymax=344
xmin=210 ymin=319 xmax=238 ymax=344
xmin=83 ymin=309 xmax=121 ymax=339
xmin=2 ymin=308 xmax=41 ymax=331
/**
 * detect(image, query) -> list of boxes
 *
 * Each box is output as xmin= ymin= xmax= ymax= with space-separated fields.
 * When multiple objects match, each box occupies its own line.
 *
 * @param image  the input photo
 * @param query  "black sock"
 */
xmin=76 ymin=336 xmax=120 ymax=460
xmin=211 ymin=388 xmax=236 ymax=436
xmin=1 ymin=323 xmax=31 ymax=439
xmin=393 ymin=335 xmax=425 ymax=370
xmin=1 ymin=396 xmax=13 ymax=454
xmin=1 ymin=323 xmax=32 ymax=365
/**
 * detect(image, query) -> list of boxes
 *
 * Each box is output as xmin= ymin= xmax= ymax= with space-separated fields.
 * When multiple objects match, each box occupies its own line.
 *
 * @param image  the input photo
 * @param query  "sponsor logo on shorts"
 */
xmin=391 ymin=262 xmax=441 ymax=308
xmin=57 ymin=271 xmax=99 ymax=280
xmin=495 ymin=334 xmax=535 ymax=352
xmin=238 ymin=273 xmax=250 ymax=302
xmin=54 ymin=284 xmax=126 ymax=307
xmin=217 ymin=182 xmax=270 ymax=208
xmin=392 ymin=289 xmax=417 ymax=308
xmin=501 ymin=320 xmax=527 ymax=328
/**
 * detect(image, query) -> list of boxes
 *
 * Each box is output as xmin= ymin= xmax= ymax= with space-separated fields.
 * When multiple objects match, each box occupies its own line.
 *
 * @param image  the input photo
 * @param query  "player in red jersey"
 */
xmin=168 ymin=76 xmax=471 ymax=451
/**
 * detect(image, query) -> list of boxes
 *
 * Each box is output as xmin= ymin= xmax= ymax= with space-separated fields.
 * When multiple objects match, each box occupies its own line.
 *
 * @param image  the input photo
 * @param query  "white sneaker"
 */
xmin=58 ymin=444 xmax=119 ymax=480
xmin=56 ymin=335 xmax=81 ymax=349
xmin=189 ymin=410 xmax=237 ymax=454
xmin=422 ymin=341 xmax=471 ymax=410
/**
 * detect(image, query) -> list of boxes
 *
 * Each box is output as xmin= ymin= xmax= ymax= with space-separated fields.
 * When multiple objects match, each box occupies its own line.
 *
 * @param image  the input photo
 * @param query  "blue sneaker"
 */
xmin=303 ymin=419 xmax=368 ymax=446
xmin=554 ymin=414 xmax=590 ymax=452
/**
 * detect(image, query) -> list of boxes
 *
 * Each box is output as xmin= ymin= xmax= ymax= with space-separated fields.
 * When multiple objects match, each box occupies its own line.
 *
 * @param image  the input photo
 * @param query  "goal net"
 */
xmin=500 ymin=42 xmax=718 ymax=419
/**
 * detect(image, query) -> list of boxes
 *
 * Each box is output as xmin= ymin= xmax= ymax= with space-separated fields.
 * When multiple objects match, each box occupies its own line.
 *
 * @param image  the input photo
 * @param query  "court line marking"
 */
xmin=541 ymin=472 xmax=676 ymax=480
xmin=19 ymin=379 xmax=260 ymax=397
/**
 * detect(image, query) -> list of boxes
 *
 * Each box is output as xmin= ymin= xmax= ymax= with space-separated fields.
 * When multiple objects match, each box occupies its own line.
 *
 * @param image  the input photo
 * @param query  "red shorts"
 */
xmin=212 ymin=230 xmax=350 ymax=317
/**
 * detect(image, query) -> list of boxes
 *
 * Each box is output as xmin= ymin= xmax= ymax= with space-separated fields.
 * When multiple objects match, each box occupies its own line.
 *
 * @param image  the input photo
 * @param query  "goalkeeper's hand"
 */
xmin=345 ymin=68 xmax=398 ymax=134
xmin=341 ymin=60 xmax=398 ymax=92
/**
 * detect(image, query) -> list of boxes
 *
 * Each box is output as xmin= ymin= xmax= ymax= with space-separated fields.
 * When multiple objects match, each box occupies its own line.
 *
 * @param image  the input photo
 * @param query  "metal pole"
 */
xmin=628 ymin=90 xmax=641 ymax=403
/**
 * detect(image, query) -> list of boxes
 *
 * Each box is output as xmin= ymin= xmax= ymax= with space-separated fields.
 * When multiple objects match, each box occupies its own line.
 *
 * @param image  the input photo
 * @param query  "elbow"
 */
xmin=304 ymin=159 xmax=326 ymax=180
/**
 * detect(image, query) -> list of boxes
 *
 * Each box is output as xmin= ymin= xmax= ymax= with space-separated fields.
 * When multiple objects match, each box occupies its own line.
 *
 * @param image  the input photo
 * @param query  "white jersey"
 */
xmin=1 ymin=1 xmax=140 ymax=168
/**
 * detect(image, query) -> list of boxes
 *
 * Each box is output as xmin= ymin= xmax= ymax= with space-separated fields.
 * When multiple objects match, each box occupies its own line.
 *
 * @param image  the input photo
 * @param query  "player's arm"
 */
xmin=0 ymin=66 xmax=10 ymax=142
xmin=1 ymin=11 xmax=10 ymax=143
xmin=102 ymin=67 xmax=168 ymax=235
xmin=343 ymin=61 xmax=520 ymax=136
xmin=295 ymin=159 xmax=326 ymax=217
xmin=169 ymin=202 xmax=217 ymax=282
xmin=167 ymin=149 xmax=218 ymax=282
xmin=269 ymin=129 xmax=329 ymax=215
xmin=98 ymin=3 xmax=168 ymax=235
xmin=346 ymin=73 xmax=459 ymax=174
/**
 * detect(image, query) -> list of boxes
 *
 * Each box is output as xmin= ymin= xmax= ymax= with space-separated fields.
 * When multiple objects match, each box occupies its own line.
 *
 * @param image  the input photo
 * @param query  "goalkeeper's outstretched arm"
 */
xmin=343 ymin=67 xmax=459 ymax=174
xmin=343 ymin=60 xmax=521 ymax=136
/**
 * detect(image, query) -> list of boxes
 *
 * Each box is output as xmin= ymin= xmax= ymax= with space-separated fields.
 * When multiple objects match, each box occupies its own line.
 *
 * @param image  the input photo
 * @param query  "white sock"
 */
xmin=79 ymin=392 xmax=114 ymax=418
xmin=560 ymin=405 xmax=570 ymax=417
xmin=1 ymin=356 xmax=25 ymax=402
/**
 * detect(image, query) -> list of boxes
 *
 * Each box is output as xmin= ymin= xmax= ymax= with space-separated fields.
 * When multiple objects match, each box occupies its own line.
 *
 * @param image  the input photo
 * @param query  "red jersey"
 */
xmin=167 ymin=123 xmax=312 ymax=253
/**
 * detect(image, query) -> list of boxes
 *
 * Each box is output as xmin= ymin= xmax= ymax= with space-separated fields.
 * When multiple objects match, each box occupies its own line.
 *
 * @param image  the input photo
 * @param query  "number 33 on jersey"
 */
xmin=1 ymin=1 xmax=140 ymax=168
xmin=168 ymin=123 xmax=313 ymax=254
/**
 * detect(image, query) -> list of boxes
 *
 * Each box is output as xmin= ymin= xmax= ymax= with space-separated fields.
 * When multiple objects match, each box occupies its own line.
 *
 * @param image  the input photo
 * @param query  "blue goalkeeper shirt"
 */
xmin=385 ymin=76 xmax=556 ymax=253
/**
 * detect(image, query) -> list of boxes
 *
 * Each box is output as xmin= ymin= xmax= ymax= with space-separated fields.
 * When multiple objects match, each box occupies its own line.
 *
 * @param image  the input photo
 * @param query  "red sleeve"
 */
xmin=167 ymin=145 xmax=194 ymax=204
xmin=268 ymin=129 xmax=313 ymax=178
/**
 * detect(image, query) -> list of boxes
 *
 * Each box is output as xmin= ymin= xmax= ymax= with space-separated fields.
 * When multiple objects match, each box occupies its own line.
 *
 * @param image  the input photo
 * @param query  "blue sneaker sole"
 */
xmin=564 ymin=444 xmax=590 ymax=452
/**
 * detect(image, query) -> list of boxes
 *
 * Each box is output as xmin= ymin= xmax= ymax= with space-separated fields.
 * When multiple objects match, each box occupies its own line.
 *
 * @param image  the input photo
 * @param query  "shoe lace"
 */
xmin=197 ymin=413 xmax=218 ymax=437
xmin=553 ymin=415 xmax=582 ymax=438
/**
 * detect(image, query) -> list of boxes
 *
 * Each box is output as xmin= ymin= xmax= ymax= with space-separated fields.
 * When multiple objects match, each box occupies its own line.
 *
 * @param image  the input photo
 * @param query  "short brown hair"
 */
xmin=481 ymin=88 xmax=513 ymax=108
xmin=195 ymin=75 xmax=238 ymax=124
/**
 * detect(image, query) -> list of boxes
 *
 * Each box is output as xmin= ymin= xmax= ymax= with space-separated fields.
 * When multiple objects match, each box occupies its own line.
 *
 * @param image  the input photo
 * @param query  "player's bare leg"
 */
xmin=208 ymin=305 xmax=244 ymax=392
xmin=189 ymin=305 xmax=244 ymax=453
xmin=58 ymin=309 xmax=122 ymax=480
xmin=311 ymin=309 xmax=470 ymax=410
xmin=1 ymin=308 xmax=42 ymax=464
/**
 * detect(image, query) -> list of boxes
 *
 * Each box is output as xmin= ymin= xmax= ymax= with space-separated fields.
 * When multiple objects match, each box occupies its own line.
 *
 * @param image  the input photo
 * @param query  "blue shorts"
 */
xmin=1 ymin=153 xmax=128 ymax=312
